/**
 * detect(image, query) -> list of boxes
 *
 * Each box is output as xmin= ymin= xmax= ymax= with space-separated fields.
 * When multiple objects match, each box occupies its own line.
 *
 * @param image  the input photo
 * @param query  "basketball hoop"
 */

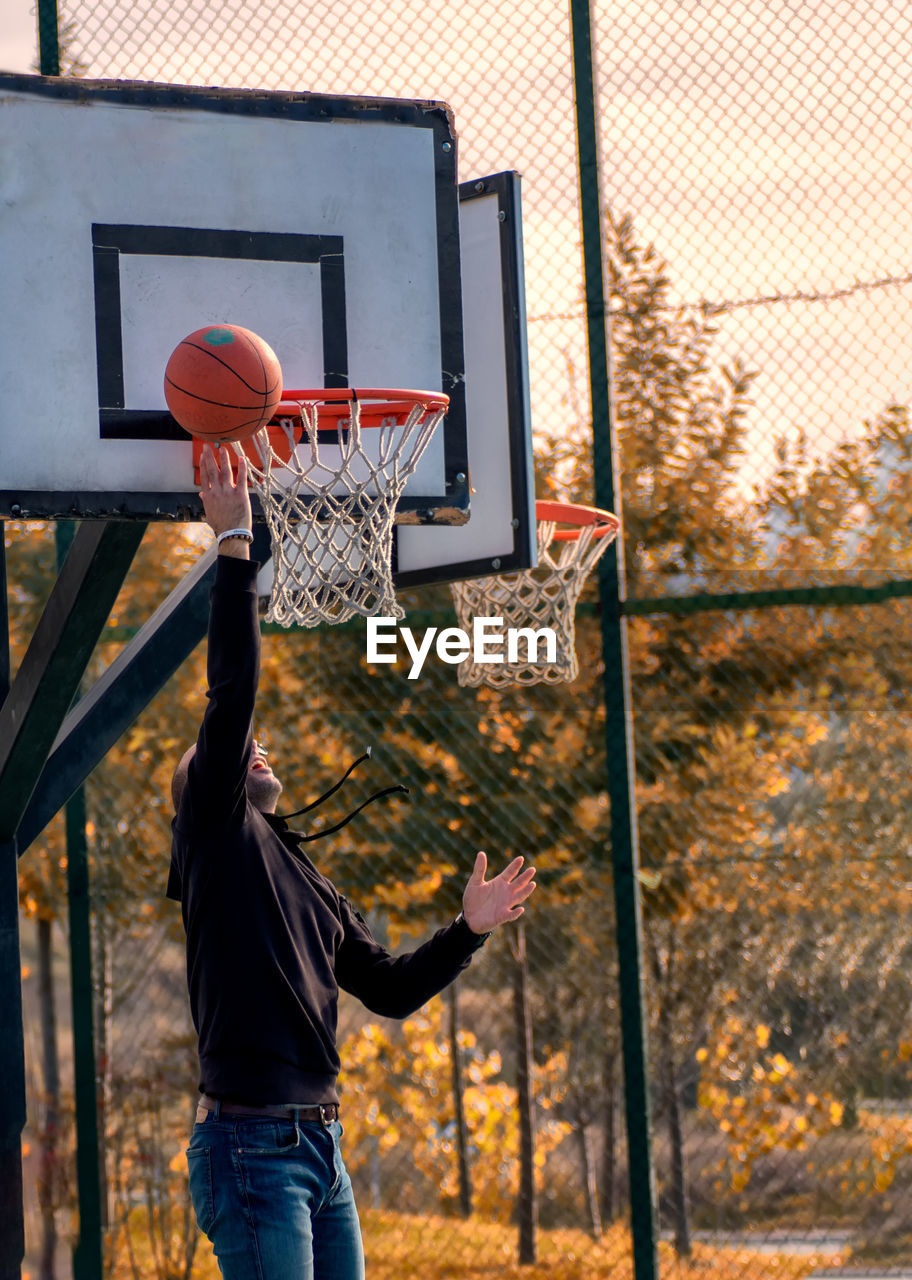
xmin=193 ymin=388 xmax=448 ymax=627
xmin=450 ymin=500 xmax=620 ymax=688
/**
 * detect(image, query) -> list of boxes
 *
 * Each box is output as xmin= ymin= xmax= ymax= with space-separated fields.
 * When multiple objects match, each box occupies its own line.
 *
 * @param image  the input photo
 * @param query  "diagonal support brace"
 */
xmin=0 ymin=520 xmax=146 ymax=842
xmin=15 ymin=527 xmax=271 ymax=856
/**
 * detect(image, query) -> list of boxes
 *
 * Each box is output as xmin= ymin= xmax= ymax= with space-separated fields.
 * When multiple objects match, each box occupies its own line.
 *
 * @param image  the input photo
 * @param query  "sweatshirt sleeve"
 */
xmin=334 ymin=897 xmax=489 ymax=1018
xmin=179 ymin=555 xmax=261 ymax=830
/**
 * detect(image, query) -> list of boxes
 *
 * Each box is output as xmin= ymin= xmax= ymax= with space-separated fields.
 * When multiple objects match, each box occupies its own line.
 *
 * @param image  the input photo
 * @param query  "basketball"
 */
xmin=164 ymin=325 xmax=283 ymax=442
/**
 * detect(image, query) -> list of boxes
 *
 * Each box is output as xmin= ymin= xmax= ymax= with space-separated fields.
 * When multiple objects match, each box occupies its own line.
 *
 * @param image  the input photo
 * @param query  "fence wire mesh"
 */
xmin=7 ymin=0 xmax=912 ymax=1276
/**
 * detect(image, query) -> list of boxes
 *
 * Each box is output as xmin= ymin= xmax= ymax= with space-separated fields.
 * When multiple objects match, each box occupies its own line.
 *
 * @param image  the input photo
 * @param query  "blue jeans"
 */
xmin=187 ymin=1108 xmax=365 ymax=1280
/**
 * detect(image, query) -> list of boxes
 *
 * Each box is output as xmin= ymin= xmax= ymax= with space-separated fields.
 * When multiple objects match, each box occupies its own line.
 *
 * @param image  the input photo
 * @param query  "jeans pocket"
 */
xmin=236 ymin=1121 xmax=300 ymax=1156
xmin=187 ymin=1146 xmax=215 ymax=1236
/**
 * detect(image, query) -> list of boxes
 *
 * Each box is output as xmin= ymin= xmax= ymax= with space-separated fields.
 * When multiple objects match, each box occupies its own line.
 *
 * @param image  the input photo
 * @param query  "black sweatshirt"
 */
xmin=166 ymin=554 xmax=486 ymax=1104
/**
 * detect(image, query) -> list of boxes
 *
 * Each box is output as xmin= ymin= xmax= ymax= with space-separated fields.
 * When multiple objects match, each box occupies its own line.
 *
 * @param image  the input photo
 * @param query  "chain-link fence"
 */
xmin=9 ymin=0 xmax=912 ymax=1277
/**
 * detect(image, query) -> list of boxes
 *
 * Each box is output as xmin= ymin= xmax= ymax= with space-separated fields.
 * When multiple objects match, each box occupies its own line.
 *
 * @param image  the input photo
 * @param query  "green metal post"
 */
xmin=36 ymin=0 xmax=60 ymax=76
xmin=56 ymin=525 xmax=104 ymax=1280
xmin=568 ymin=4 xmax=659 ymax=1279
xmin=0 ymin=524 xmax=26 ymax=1280
xmin=66 ymin=787 xmax=103 ymax=1280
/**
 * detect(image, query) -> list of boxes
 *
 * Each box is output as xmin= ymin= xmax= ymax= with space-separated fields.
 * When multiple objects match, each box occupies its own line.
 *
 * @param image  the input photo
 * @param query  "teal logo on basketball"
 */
xmin=203 ymin=327 xmax=235 ymax=345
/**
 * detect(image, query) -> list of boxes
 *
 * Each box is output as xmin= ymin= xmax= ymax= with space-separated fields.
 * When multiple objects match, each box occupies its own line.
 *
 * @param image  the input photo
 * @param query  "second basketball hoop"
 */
xmin=450 ymin=500 xmax=619 ymax=687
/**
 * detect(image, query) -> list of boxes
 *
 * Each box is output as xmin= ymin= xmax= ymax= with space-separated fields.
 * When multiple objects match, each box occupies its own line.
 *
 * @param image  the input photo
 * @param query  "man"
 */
xmin=167 ymin=445 xmax=536 ymax=1280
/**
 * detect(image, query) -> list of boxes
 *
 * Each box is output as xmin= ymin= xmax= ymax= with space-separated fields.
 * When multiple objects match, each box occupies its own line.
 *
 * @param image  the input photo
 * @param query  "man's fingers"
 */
xmin=199 ymin=445 xmax=216 ymax=485
xmin=497 ymin=858 xmax=534 ymax=887
xmin=469 ymin=850 xmax=488 ymax=883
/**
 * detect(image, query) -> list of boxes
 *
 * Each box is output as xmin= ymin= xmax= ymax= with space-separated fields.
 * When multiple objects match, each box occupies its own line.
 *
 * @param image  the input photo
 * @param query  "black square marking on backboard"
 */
xmin=92 ymin=224 xmax=348 ymax=440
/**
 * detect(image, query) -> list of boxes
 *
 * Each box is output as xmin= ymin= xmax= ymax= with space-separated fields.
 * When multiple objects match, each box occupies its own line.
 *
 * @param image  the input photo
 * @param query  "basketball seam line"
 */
xmin=178 ymin=338 xmax=281 ymax=398
xmin=163 ymin=376 xmax=275 ymax=412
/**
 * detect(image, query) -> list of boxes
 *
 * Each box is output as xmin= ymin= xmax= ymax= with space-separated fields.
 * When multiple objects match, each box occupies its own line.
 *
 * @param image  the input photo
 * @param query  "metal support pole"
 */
xmin=66 ymin=785 xmax=103 ymax=1280
xmin=56 ymin=524 xmax=104 ymax=1280
xmin=36 ymin=0 xmax=60 ymax=76
xmin=0 ymin=837 xmax=25 ymax=1280
xmin=0 ymin=528 xmax=26 ymax=1280
xmin=568 ymin=3 xmax=659 ymax=1278
xmin=0 ymin=521 xmax=146 ymax=839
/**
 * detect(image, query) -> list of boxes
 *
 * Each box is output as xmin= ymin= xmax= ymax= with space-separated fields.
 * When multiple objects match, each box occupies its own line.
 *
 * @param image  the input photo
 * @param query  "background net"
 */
xmin=6 ymin=0 xmax=912 ymax=1276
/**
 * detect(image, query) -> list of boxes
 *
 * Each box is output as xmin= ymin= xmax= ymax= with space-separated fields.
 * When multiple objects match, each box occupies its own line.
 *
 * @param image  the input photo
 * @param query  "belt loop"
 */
xmin=213 ymin=1099 xmax=221 ymax=1120
xmin=292 ymin=1105 xmax=302 ymax=1144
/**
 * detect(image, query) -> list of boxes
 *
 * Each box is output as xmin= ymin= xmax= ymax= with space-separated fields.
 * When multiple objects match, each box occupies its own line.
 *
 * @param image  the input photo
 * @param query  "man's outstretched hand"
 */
xmin=199 ymin=445 xmax=252 ymax=550
xmin=462 ymin=852 xmax=536 ymax=934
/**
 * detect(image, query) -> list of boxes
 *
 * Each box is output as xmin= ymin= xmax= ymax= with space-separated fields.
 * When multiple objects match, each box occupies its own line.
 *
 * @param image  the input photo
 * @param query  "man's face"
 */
xmin=246 ymin=740 xmax=283 ymax=813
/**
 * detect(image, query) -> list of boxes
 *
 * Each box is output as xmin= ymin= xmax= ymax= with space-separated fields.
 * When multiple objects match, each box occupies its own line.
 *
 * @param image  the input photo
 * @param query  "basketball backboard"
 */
xmin=0 ymin=72 xmax=468 ymax=522
xmin=394 ymin=172 xmax=536 ymax=586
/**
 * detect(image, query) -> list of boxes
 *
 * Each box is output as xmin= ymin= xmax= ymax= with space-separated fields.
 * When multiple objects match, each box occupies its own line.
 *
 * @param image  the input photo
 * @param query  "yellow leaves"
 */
xmin=126 ymin=726 xmax=153 ymax=754
xmin=767 ymin=1053 xmax=791 ymax=1083
xmin=574 ymin=795 xmax=608 ymax=832
xmin=338 ymin=999 xmax=569 ymax=1220
xmin=696 ymin=1013 xmax=847 ymax=1199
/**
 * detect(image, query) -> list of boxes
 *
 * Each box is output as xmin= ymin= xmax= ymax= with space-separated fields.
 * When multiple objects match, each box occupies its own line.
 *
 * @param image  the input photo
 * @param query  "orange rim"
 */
xmin=275 ymin=387 xmax=449 ymax=423
xmin=535 ymin=499 xmax=619 ymax=541
xmin=191 ymin=388 xmax=448 ymax=482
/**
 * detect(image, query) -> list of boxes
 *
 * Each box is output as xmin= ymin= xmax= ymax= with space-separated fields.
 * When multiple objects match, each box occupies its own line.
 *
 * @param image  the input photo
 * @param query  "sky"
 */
xmin=2 ymin=1 xmax=36 ymax=73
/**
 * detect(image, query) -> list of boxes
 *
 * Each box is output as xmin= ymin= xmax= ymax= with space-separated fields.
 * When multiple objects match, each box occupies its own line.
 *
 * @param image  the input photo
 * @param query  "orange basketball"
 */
xmin=164 ymin=325 xmax=283 ymax=442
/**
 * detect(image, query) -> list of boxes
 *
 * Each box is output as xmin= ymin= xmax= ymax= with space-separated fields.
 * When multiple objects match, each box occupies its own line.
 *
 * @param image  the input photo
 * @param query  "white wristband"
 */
xmin=216 ymin=527 xmax=253 ymax=545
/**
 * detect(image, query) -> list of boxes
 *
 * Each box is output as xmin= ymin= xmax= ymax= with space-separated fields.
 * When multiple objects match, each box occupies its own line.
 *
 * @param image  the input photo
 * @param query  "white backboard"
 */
xmin=0 ymin=73 xmax=468 ymax=521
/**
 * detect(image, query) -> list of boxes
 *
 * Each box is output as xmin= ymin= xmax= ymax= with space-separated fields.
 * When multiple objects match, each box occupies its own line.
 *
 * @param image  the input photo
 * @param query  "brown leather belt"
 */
xmin=197 ymin=1094 xmax=339 ymax=1125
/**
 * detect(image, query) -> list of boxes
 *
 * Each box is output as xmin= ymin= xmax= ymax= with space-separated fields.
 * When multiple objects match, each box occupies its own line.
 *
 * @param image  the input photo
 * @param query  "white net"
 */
xmin=240 ymin=392 xmax=447 ymax=627
xmin=450 ymin=510 xmax=619 ymax=687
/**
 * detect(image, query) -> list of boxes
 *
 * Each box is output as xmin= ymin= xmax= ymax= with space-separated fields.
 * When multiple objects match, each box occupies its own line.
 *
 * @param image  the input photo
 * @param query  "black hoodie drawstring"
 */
xmin=271 ymin=747 xmax=409 ymax=843
xmin=294 ymin=784 xmax=409 ymax=842
xmin=277 ymin=748 xmax=374 ymax=820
